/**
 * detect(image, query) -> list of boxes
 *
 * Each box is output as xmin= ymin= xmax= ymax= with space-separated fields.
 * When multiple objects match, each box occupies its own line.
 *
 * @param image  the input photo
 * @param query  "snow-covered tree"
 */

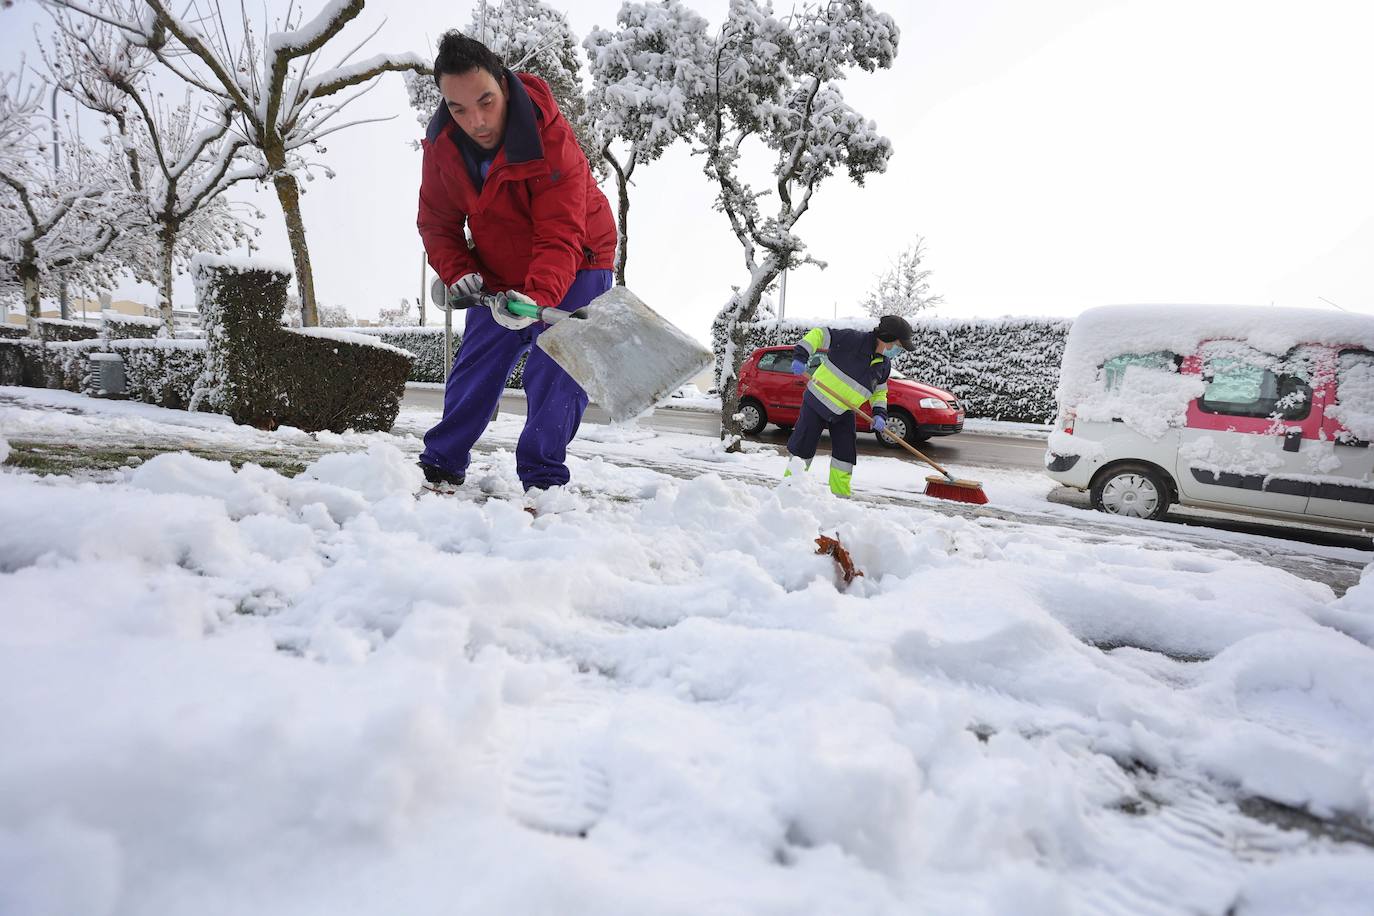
xmin=402 ymin=69 xmax=441 ymax=136
xmin=860 ymin=236 xmax=942 ymax=319
xmin=45 ymin=0 xmax=427 ymax=327
xmin=701 ymin=0 xmax=899 ymax=448
xmin=467 ymin=0 xmax=601 ymax=174
xmin=584 ymin=0 xmax=712 ymax=286
xmin=316 ymin=301 xmax=354 ymax=327
xmin=42 ymin=5 xmax=260 ymax=334
xmin=0 ymin=71 xmax=131 ymax=334
xmin=377 ymin=297 xmax=415 ymax=326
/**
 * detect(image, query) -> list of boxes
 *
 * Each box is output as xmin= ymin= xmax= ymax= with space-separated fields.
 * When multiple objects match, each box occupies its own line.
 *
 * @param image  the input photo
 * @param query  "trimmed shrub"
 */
xmin=340 ymin=326 xmax=454 ymax=382
xmin=0 ymin=340 xmax=35 ymax=385
xmin=102 ymin=310 xmax=162 ymax=341
xmin=340 ymin=324 xmax=533 ymax=388
xmin=192 ymin=259 xmax=412 ymax=432
xmin=0 ymin=324 xmax=27 ymax=340
xmin=272 ymin=329 xmax=412 ymax=432
xmin=0 ymin=336 xmax=206 ymax=409
xmin=39 ymin=341 xmax=95 ymax=392
xmin=35 ymin=318 xmax=99 ymax=342
xmin=112 ymin=339 xmax=206 ymax=409
xmin=711 ymin=314 xmax=1070 ymax=423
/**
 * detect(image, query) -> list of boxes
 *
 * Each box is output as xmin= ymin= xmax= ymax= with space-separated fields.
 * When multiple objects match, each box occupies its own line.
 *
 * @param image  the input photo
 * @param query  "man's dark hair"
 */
xmin=433 ymin=31 xmax=505 ymax=87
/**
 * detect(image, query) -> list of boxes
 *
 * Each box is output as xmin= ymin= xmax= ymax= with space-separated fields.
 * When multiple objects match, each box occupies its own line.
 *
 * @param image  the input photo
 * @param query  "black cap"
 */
xmin=875 ymin=315 xmax=914 ymax=350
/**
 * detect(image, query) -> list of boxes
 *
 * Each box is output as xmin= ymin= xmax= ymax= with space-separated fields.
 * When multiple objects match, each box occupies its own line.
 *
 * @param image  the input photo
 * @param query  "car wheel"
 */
xmin=739 ymin=398 xmax=768 ymax=435
xmin=1090 ymin=464 xmax=1172 ymax=521
xmin=875 ymin=409 xmax=917 ymax=448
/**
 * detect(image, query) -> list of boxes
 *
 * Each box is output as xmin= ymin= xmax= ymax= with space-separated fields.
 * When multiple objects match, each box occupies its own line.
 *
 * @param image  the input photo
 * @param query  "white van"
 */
xmin=1045 ymin=304 xmax=1374 ymax=527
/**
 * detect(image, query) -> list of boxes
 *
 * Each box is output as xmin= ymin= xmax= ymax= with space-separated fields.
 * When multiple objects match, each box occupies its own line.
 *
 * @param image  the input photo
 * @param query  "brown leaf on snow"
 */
xmin=815 ymin=535 xmax=864 ymax=585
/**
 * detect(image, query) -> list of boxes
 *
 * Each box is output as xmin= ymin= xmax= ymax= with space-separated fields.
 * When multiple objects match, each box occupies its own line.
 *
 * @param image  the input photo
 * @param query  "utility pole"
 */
xmin=778 ymin=267 xmax=787 ymax=320
xmin=52 ymin=85 xmax=70 ymax=321
xmin=419 ymin=253 xmax=428 ymax=326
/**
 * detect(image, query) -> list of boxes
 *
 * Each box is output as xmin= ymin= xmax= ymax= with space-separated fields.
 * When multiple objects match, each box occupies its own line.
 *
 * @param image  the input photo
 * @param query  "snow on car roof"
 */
xmin=1058 ymin=303 xmax=1374 ymax=405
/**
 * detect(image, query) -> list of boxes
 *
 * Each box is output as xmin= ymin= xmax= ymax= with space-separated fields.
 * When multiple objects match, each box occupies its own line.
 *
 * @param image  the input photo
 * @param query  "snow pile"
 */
xmin=299 ymin=441 xmax=423 ymax=500
xmin=0 ymin=433 xmax=9 ymax=464
xmin=1320 ymin=563 xmax=1374 ymax=647
xmin=2 ymin=440 xmax=1373 ymax=914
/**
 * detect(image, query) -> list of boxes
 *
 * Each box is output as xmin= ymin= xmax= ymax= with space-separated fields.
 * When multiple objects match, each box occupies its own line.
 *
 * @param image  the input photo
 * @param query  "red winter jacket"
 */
xmin=417 ymin=71 xmax=616 ymax=309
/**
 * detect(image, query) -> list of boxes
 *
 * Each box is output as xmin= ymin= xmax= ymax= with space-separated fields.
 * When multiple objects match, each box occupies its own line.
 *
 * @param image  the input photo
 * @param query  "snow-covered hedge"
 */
xmin=0 ymin=339 xmax=98 ymax=392
xmin=0 ymin=341 xmax=25 ymax=384
xmin=338 ymin=326 xmax=455 ymax=383
xmin=338 ymin=325 xmax=534 ymax=388
xmin=101 ymin=310 xmax=162 ymax=341
xmin=0 ymin=340 xmax=51 ymax=388
xmin=0 ymin=337 xmax=206 ymax=409
xmin=712 ymin=315 xmax=1070 ymax=423
xmin=32 ymin=318 xmax=99 ymax=342
xmin=0 ymin=324 xmax=26 ymax=340
xmin=112 ymin=339 xmax=206 ymax=408
xmin=191 ymin=258 xmax=412 ymax=432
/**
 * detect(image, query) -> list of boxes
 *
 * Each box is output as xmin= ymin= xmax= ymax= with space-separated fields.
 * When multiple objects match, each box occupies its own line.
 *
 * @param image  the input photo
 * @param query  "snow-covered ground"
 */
xmin=3 ymin=387 xmax=1374 ymax=916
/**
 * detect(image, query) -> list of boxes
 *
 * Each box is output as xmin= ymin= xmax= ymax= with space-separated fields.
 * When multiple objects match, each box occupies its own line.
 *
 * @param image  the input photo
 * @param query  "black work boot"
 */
xmin=419 ymin=461 xmax=464 ymax=488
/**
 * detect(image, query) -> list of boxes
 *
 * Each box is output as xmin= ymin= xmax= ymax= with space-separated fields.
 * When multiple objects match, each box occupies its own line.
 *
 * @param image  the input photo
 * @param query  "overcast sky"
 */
xmin=5 ymin=0 xmax=1373 ymax=341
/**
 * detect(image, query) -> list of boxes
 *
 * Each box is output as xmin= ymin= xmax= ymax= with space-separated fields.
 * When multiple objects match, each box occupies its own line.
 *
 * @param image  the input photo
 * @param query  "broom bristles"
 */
xmin=923 ymin=475 xmax=989 ymax=505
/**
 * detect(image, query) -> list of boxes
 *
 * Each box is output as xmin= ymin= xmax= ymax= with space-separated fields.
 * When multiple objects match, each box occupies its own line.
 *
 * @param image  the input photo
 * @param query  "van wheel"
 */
xmin=739 ymin=398 xmax=768 ymax=435
xmin=1091 ymin=464 xmax=1172 ymax=521
xmin=875 ymin=409 xmax=917 ymax=448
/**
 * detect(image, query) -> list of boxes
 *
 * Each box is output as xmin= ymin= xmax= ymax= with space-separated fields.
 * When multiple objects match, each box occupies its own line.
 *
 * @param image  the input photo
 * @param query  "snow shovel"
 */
xmin=433 ymin=281 xmax=713 ymax=423
xmin=806 ymin=374 xmax=989 ymax=505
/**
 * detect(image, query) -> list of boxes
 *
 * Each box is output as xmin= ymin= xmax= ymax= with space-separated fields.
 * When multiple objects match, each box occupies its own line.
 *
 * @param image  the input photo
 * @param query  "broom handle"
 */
xmin=807 ymin=375 xmax=957 ymax=482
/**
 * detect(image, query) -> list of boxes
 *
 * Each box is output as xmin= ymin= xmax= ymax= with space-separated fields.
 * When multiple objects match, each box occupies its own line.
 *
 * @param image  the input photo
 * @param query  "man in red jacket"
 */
xmin=417 ymin=31 xmax=616 ymax=492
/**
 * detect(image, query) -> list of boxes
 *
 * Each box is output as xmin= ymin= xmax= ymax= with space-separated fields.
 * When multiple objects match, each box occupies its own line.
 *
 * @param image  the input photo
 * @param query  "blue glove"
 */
xmin=872 ymin=415 xmax=887 ymax=434
xmin=791 ymin=359 xmax=806 ymax=375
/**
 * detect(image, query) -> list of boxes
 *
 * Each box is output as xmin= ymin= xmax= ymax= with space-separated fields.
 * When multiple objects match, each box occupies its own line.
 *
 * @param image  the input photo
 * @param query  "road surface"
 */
xmin=403 ymin=385 xmax=1372 ymax=558
xmin=402 ymin=386 xmax=1048 ymax=471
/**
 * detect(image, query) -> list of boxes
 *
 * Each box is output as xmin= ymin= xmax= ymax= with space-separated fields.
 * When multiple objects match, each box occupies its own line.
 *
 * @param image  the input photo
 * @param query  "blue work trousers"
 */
xmin=420 ymin=269 xmax=612 ymax=490
xmin=787 ymin=394 xmax=859 ymax=496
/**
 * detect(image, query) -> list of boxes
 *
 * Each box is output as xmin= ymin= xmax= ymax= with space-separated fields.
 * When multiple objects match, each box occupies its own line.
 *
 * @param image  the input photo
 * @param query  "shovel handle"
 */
xmin=807 ymin=375 xmax=956 ymax=482
xmin=502 ymin=299 xmax=588 ymax=324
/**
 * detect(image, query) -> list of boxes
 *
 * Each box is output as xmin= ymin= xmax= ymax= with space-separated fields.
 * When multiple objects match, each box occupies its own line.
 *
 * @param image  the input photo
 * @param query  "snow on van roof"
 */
xmin=1057 ymin=303 xmax=1374 ymax=407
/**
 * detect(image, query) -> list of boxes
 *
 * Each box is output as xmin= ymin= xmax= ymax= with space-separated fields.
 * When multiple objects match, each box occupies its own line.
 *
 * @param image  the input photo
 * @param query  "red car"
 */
xmin=734 ymin=346 xmax=965 ymax=447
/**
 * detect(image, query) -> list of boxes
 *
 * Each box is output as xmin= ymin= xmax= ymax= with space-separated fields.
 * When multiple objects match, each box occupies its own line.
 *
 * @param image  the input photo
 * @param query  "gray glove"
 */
xmin=437 ymin=272 xmax=484 ymax=310
xmin=488 ymin=290 xmax=539 ymax=330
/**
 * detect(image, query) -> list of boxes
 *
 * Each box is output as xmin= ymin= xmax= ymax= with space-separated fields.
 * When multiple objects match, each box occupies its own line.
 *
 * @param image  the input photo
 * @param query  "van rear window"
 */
xmin=1101 ymin=352 xmax=1177 ymax=390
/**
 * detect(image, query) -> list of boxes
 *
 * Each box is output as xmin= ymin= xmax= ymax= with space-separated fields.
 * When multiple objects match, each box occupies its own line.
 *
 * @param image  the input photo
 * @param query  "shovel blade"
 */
xmin=536 ymin=286 xmax=713 ymax=423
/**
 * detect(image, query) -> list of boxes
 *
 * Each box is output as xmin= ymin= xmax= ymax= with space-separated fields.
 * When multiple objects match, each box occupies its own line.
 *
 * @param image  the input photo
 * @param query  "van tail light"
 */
xmin=1063 ymin=410 xmax=1076 ymax=435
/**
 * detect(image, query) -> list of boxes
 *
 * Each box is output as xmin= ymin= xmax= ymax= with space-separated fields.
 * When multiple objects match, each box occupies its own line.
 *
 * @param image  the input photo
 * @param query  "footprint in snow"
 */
xmin=504 ymin=746 xmax=611 ymax=837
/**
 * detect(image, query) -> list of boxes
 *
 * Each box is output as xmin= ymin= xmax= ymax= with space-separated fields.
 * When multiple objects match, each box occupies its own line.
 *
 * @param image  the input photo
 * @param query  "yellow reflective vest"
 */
xmin=793 ymin=327 xmax=890 ymax=418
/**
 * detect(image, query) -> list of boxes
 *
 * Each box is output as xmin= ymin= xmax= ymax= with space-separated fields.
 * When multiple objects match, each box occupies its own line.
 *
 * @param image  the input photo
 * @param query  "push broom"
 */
xmin=807 ymin=376 xmax=989 ymax=505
